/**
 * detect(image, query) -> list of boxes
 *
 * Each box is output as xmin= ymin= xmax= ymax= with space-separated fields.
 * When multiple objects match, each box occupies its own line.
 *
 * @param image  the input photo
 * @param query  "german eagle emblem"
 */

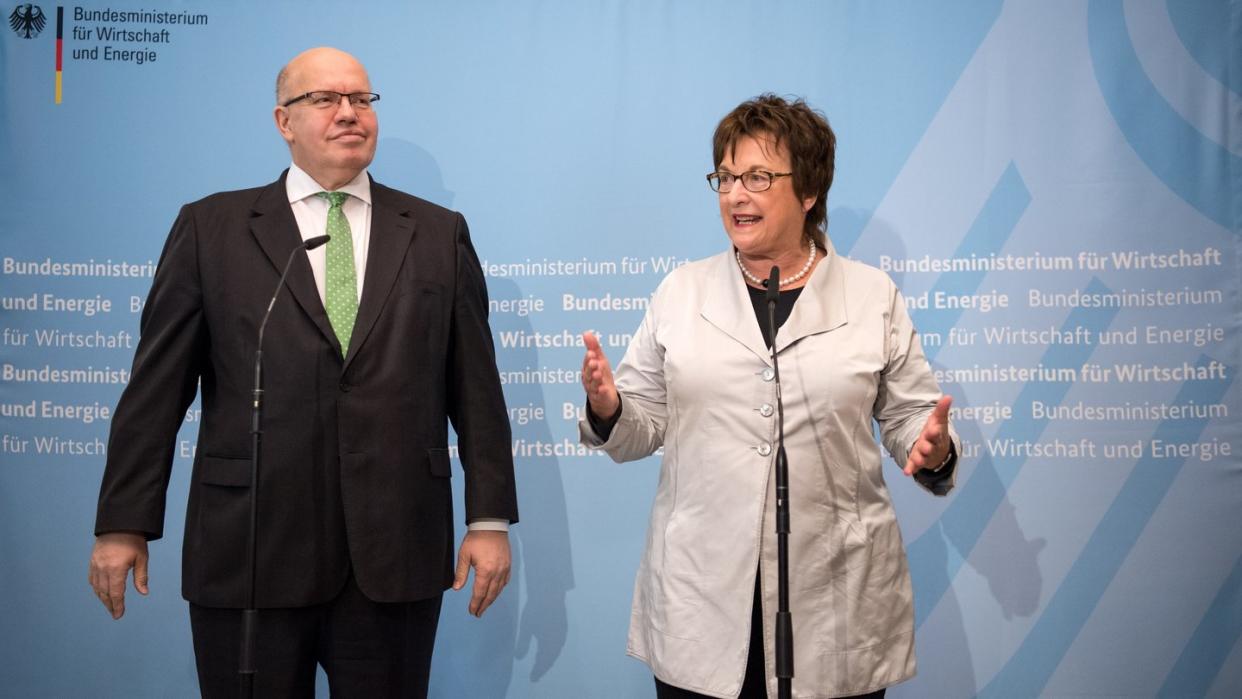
xmin=9 ymin=4 xmax=46 ymax=39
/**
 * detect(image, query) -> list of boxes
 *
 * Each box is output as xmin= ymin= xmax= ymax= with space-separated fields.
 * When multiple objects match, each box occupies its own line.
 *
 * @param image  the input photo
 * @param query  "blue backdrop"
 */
xmin=2 ymin=1 xmax=1238 ymax=696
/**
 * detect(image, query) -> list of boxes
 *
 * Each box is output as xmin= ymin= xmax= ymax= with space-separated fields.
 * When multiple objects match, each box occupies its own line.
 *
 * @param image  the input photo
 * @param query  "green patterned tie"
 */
xmin=318 ymin=191 xmax=358 ymax=357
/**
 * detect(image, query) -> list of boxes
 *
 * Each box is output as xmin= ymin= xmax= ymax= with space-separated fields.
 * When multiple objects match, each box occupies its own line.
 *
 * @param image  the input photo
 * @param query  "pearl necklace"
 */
xmin=736 ymin=241 xmax=817 ymax=288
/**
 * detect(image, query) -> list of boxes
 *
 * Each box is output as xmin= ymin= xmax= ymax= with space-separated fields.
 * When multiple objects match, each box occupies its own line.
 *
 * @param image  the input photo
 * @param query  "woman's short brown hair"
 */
xmin=712 ymin=94 xmax=836 ymax=248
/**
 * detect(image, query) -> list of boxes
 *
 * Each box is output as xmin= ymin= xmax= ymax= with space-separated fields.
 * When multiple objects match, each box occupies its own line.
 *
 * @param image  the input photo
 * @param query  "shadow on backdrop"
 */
xmin=843 ymin=209 xmax=1045 ymax=698
xmin=371 ymin=140 xmax=573 ymax=694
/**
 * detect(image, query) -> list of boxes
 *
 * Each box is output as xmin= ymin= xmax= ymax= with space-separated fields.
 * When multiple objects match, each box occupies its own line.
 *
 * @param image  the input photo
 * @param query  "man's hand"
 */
xmin=453 ymin=530 xmax=511 ymax=617
xmin=903 ymin=395 xmax=954 ymax=476
xmin=581 ymin=331 xmax=619 ymax=420
xmin=88 ymin=532 xmax=149 ymax=619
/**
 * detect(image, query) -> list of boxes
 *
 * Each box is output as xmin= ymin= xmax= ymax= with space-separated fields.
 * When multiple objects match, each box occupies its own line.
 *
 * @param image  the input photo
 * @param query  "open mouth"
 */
xmin=733 ymin=215 xmax=762 ymax=225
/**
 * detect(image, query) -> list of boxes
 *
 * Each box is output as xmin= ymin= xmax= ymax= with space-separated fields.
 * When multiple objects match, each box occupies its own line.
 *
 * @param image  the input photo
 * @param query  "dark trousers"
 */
xmin=655 ymin=572 xmax=886 ymax=699
xmin=189 ymin=574 xmax=442 ymax=698
xmin=656 ymin=677 xmax=885 ymax=699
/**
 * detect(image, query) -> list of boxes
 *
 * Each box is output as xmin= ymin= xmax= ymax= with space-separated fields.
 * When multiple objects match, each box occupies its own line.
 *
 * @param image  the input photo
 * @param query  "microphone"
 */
xmin=304 ymin=234 xmax=331 ymax=251
xmin=765 ymin=266 xmax=780 ymax=348
xmin=242 ymin=233 xmax=329 ymax=694
xmin=764 ymin=263 xmax=794 ymax=695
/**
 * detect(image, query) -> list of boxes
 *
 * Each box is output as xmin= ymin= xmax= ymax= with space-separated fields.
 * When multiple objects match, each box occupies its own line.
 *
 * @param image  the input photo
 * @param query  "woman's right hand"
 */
xmin=581 ymin=331 xmax=620 ymax=419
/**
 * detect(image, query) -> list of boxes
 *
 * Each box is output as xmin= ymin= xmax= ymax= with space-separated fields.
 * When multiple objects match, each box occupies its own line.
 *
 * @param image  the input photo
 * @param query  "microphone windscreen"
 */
xmin=765 ymin=266 xmax=780 ymax=304
xmin=304 ymin=235 xmax=331 ymax=251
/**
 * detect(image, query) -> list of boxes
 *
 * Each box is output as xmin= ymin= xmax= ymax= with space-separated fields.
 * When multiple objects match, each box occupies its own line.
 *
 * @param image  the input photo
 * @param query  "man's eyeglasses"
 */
xmin=706 ymin=170 xmax=792 ymax=193
xmin=282 ymin=91 xmax=381 ymax=110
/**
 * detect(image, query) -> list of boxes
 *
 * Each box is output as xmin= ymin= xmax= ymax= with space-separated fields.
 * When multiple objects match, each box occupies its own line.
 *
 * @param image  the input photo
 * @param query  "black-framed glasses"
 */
xmin=282 ymin=91 xmax=381 ymax=109
xmin=706 ymin=170 xmax=792 ymax=193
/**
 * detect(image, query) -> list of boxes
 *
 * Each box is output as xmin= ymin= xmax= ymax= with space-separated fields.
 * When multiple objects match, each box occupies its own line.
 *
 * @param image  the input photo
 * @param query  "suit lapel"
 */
xmin=249 ymin=173 xmax=342 ymax=355
xmin=700 ymin=251 xmax=771 ymax=363
xmin=775 ymin=239 xmax=847 ymax=353
xmin=345 ymin=180 xmax=415 ymax=370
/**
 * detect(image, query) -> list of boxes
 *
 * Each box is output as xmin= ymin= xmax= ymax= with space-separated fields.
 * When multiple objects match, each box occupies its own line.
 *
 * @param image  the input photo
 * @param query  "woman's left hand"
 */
xmin=903 ymin=395 xmax=953 ymax=476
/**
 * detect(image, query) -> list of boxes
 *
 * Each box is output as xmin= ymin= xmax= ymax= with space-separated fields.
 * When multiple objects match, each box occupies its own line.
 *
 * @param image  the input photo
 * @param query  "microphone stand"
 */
xmin=240 ymin=234 xmax=329 ymax=698
xmin=765 ymin=266 xmax=794 ymax=699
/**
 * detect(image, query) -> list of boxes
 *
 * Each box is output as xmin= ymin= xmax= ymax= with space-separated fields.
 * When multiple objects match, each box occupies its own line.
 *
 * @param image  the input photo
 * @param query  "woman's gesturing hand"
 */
xmin=581 ymin=332 xmax=620 ymax=419
xmin=903 ymin=395 xmax=953 ymax=476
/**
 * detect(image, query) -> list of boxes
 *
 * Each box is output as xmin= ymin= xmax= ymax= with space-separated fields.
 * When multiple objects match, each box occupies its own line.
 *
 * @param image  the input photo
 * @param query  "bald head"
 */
xmin=273 ymin=47 xmax=378 ymax=191
xmin=276 ymin=47 xmax=369 ymax=105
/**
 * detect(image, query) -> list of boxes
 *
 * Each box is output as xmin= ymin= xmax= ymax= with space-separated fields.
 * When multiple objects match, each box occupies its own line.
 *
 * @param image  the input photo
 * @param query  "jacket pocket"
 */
xmin=397 ymin=278 xmax=445 ymax=300
xmin=427 ymin=448 xmax=452 ymax=478
xmin=198 ymin=456 xmax=251 ymax=487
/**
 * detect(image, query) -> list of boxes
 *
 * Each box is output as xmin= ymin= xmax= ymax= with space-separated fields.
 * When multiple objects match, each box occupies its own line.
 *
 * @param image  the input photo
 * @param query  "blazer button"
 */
xmin=757 ymin=443 xmax=772 ymax=457
xmin=762 ymin=367 xmax=775 ymax=382
xmin=339 ymin=382 xmax=351 ymax=393
xmin=759 ymin=403 xmax=774 ymax=418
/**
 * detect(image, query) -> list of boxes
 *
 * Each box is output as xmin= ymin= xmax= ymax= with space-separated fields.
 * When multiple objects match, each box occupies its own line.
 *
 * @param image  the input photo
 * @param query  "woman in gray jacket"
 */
xmin=579 ymin=95 xmax=959 ymax=699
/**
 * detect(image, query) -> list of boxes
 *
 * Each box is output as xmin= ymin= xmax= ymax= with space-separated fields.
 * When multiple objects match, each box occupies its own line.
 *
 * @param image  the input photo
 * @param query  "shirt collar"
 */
xmin=285 ymin=162 xmax=372 ymax=206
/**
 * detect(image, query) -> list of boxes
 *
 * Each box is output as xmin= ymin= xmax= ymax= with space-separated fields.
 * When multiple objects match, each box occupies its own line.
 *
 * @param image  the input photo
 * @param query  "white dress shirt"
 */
xmin=285 ymin=163 xmax=372 ymax=303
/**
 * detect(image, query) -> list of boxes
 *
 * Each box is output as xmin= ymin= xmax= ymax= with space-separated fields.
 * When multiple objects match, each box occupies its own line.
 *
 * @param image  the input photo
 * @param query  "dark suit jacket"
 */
xmin=95 ymin=172 xmax=519 ymax=608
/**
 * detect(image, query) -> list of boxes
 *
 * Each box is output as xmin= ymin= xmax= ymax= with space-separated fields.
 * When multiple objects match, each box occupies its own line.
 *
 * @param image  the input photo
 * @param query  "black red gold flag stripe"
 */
xmin=55 ymin=7 xmax=63 ymax=103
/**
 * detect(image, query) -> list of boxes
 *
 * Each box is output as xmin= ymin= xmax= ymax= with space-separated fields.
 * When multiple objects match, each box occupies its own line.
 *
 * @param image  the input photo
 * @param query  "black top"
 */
xmin=748 ymin=284 xmax=803 ymax=349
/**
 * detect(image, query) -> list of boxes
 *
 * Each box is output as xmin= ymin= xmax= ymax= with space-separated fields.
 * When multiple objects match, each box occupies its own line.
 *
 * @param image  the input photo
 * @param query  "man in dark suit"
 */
xmin=87 ymin=47 xmax=518 ymax=696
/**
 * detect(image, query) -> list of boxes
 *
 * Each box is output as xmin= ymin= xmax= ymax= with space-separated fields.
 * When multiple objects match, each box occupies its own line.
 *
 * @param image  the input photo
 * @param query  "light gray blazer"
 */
xmin=581 ymin=240 xmax=958 ymax=698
